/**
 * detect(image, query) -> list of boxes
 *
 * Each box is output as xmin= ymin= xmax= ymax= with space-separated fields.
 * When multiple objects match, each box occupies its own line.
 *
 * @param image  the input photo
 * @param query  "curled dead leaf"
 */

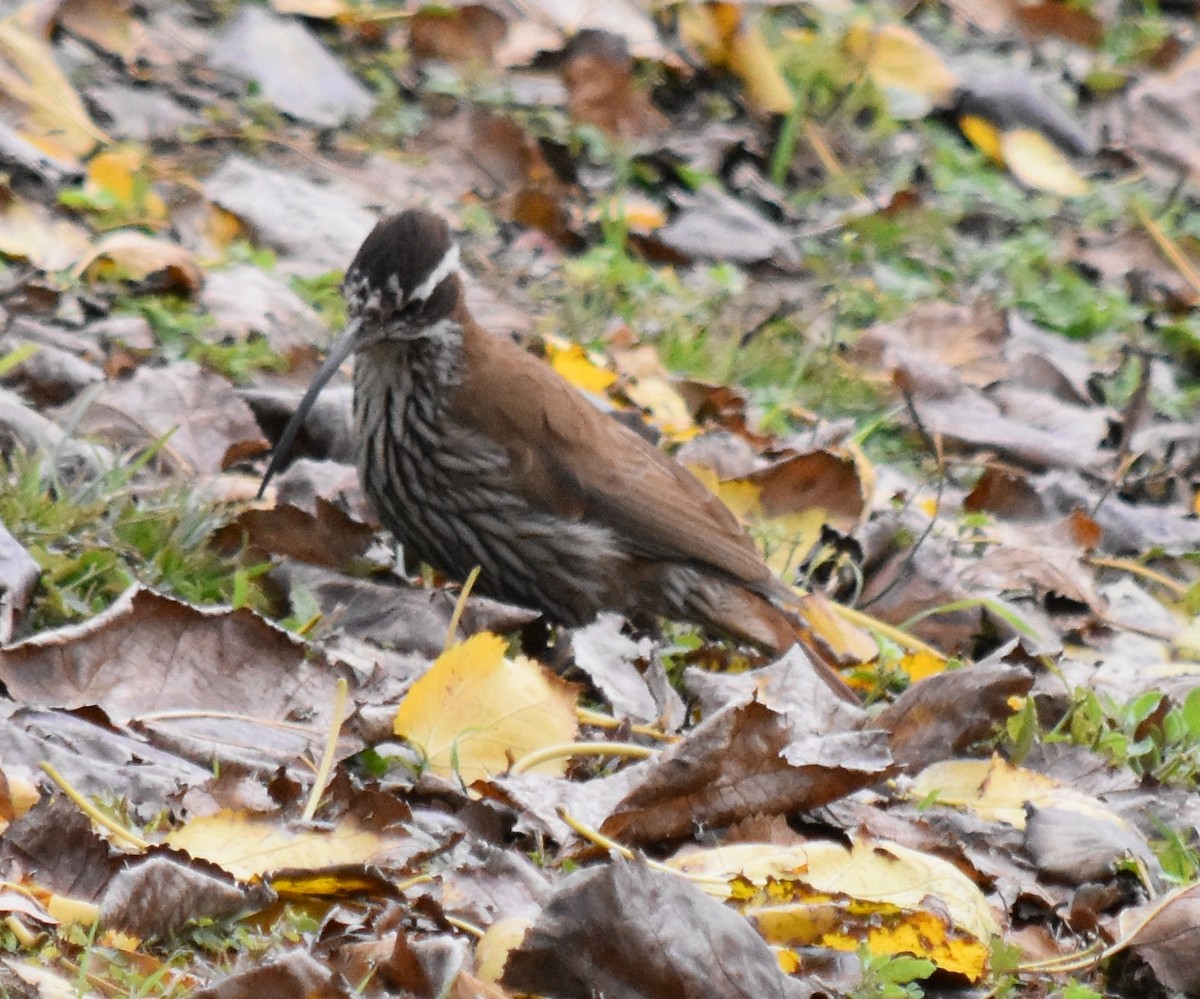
xmin=73 ymin=230 xmax=204 ymax=292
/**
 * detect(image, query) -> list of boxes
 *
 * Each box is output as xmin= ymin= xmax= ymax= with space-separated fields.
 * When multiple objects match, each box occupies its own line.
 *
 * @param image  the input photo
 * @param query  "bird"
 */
xmin=260 ymin=208 xmax=855 ymax=699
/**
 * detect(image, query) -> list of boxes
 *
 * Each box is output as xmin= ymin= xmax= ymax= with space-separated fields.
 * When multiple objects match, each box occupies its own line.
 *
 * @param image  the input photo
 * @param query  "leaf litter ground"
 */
xmin=3 ymin=1 xmax=1200 ymax=996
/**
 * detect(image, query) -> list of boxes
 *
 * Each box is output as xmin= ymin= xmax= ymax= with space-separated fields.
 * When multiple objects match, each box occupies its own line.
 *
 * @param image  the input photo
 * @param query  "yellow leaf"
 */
xmin=798 ymin=590 xmax=879 ymax=664
xmin=695 ymin=468 xmax=761 ymax=521
xmin=393 ymin=632 xmax=579 ymax=783
xmin=0 ymin=199 xmax=92 ymax=271
xmin=590 ymin=194 xmax=667 ymax=233
xmin=73 ymin=230 xmax=204 ymax=291
xmin=165 ymin=811 xmax=394 ymax=879
xmin=45 ymin=894 xmax=98 ymax=927
xmin=843 ymin=22 xmax=958 ymax=116
xmin=272 ymin=0 xmax=346 ymax=16
xmin=0 ymin=12 xmax=108 ymax=160
xmin=624 ymin=374 xmax=694 ymax=437
xmin=546 ymin=337 xmax=618 ymax=395
xmin=476 ymin=916 xmax=534 ymax=984
xmin=910 ymin=756 xmax=1135 ymax=832
xmin=85 ymin=146 xmax=167 ymax=219
xmin=728 ymin=17 xmax=796 ymax=116
xmin=679 ymin=3 xmax=794 ymax=115
xmin=896 ymin=648 xmax=946 ymax=682
xmin=206 ymin=204 xmax=245 ymax=249
xmin=671 ymin=839 xmax=997 ymax=980
xmin=958 ymin=114 xmax=1005 ymax=164
xmin=1000 ymin=128 xmax=1090 ymax=196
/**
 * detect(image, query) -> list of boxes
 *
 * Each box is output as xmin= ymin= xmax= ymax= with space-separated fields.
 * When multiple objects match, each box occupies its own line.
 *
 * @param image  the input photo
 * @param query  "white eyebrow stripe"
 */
xmin=409 ymin=242 xmax=460 ymax=303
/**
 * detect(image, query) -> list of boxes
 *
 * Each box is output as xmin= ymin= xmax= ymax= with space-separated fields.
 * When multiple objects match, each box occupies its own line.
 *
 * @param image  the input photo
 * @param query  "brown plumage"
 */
xmin=261 ymin=209 xmax=853 ymax=697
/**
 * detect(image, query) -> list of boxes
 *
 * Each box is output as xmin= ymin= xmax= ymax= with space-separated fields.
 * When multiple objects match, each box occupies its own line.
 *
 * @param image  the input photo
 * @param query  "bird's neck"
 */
xmin=355 ymin=315 xmax=466 ymax=410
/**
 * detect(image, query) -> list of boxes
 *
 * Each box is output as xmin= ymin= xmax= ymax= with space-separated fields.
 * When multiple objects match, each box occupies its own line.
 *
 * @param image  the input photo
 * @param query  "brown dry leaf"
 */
xmin=562 ymin=30 xmax=669 ymax=141
xmin=842 ymin=21 xmax=959 ymax=117
xmin=855 ymin=299 xmax=1009 ymax=388
xmin=0 ymin=521 xmax=39 ymax=647
xmin=1122 ymin=46 xmax=1200 ymax=185
xmin=602 ymin=655 xmax=889 ymax=844
xmin=0 ymin=11 xmax=109 ymax=161
xmin=503 ymin=856 xmax=808 ymax=999
xmin=75 ymin=360 xmax=266 ymax=475
xmin=749 ymin=447 xmax=873 ymax=533
xmin=424 ymin=108 xmax=579 ymax=246
xmin=570 ymin=615 xmax=667 ymax=725
xmin=215 ymin=500 xmax=375 ymax=571
xmin=678 ymin=3 xmax=794 ymax=116
xmin=165 ymin=811 xmax=407 ymax=881
xmin=1024 ymin=804 xmax=1158 ymax=884
xmin=671 ymin=839 xmax=999 ymax=979
xmin=0 ymin=587 xmax=348 ymax=745
xmin=74 ymin=230 xmax=203 ymax=291
xmin=959 ymin=524 xmax=1105 ymax=616
xmin=1000 ymin=128 xmax=1090 ymax=196
xmin=102 ymin=853 xmax=274 ymax=938
xmin=877 ymin=660 xmax=1033 ymax=772
xmin=204 ymin=155 xmax=378 ymax=272
xmin=56 ymin=0 xmax=143 ymax=62
xmin=0 ymin=199 xmax=92 ymax=271
xmin=393 ymin=632 xmax=579 ymax=783
xmin=653 ymin=184 xmax=798 ymax=267
xmin=1010 ymin=0 xmax=1105 ymax=47
xmin=894 ymin=363 xmax=1106 ymax=472
xmin=964 ymin=466 xmax=1046 ymax=520
xmin=409 ymin=5 xmax=508 ymax=65
xmin=1111 ymin=883 xmax=1200 ymax=994
xmin=1 ymin=795 xmax=124 ymax=901
xmin=191 ymin=950 xmax=349 ymax=999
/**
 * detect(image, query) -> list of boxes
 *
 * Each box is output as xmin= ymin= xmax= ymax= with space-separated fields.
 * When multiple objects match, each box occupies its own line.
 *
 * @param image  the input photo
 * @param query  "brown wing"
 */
xmin=452 ymin=320 xmax=777 ymax=589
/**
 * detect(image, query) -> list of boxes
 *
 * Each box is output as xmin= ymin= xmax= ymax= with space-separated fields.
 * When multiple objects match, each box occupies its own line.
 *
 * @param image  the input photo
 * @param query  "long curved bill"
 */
xmin=257 ymin=317 xmax=362 ymax=499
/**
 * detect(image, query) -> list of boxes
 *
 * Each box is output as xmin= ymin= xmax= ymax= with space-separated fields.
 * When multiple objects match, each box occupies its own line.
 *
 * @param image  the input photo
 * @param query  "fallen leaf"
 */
xmin=83 ymin=145 xmax=167 ymax=221
xmin=1000 ymin=128 xmax=1090 ymax=196
xmin=842 ymin=21 xmax=959 ymax=117
xmin=672 ymin=838 xmax=999 ymax=979
xmin=503 ymin=857 xmax=808 ymax=998
xmin=545 ymin=337 xmax=617 ymax=395
xmin=55 ymin=0 xmax=142 ymax=63
xmin=878 ymin=660 xmax=1033 ymax=771
xmin=166 ymin=811 xmax=408 ymax=880
xmin=73 ymin=230 xmax=204 ymax=292
xmin=679 ymin=3 xmax=795 ymax=116
xmin=910 ymin=756 xmax=1139 ymax=837
xmin=410 ymin=5 xmax=508 ymax=65
xmin=393 ymin=632 xmax=579 ymax=783
xmin=0 ymin=11 xmax=109 ymax=161
xmin=74 ymin=360 xmax=266 ymax=475
xmin=603 ymin=671 xmax=888 ymax=844
xmin=1111 ymin=883 xmax=1200 ymax=994
xmin=561 ymin=29 xmax=669 ymax=140
xmin=102 ymin=853 xmax=274 ymax=938
xmin=0 ymin=199 xmax=92 ymax=271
